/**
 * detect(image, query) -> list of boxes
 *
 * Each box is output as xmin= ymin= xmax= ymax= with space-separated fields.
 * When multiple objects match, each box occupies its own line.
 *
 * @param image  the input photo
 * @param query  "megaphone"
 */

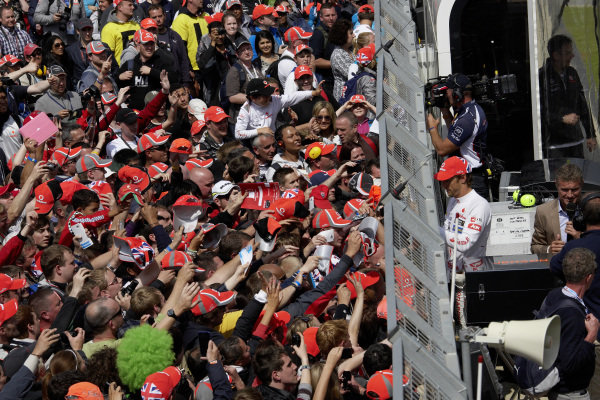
xmin=475 ymin=316 xmax=561 ymax=369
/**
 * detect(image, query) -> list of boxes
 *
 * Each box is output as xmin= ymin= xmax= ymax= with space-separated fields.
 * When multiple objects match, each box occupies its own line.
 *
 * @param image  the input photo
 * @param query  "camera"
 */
xmin=341 ymin=371 xmax=352 ymax=390
xmin=46 ymin=162 xmax=58 ymax=172
xmin=81 ymin=85 xmax=101 ymax=104
xmin=291 ymin=333 xmax=301 ymax=347
xmin=120 ymin=279 xmax=139 ymax=296
xmin=425 ymin=73 xmax=518 ymax=108
xmin=60 ymin=7 xmax=71 ymax=20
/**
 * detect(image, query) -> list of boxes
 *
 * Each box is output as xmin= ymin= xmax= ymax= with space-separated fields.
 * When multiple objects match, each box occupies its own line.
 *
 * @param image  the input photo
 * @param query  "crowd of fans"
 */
xmin=0 ymin=0 xmax=391 ymax=398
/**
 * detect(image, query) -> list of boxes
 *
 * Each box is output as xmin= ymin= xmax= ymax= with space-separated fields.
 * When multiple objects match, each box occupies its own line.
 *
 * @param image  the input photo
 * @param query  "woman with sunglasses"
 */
xmin=42 ymin=35 xmax=72 ymax=86
xmin=307 ymin=101 xmax=337 ymax=144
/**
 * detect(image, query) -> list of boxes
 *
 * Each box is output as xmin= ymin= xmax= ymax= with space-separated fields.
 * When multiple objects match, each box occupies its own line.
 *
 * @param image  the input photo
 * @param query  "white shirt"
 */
xmin=283 ymin=71 xmax=318 ymax=96
xmin=234 ymin=91 xmax=314 ymax=140
xmin=0 ymin=116 xmax=22 ymax=161
xmin=265 ymin=153 xmax=310 ymax=182
xmin=277 ymin=49 xmax=297 ymax=88
xmin=106 ymin=136 xmax=138 ymax=158
xmin=440 ymin=189 xmax=491 ymax=273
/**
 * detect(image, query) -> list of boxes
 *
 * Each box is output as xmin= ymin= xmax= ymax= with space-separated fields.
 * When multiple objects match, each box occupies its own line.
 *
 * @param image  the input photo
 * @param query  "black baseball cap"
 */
xmin=246 ymin=78 xmax=275 ymax=97
xmin=116 ymin=108 xmax=139 ymax=125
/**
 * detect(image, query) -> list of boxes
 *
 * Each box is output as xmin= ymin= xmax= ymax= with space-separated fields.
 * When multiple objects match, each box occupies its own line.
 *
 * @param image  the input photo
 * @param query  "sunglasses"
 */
xmin=54 ymin=42 xmax=65 ymax=48
xmin=316 ymin=116 xmax=331 ymax=121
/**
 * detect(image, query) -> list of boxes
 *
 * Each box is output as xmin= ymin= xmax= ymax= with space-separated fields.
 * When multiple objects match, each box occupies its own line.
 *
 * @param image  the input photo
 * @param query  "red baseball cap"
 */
xmin=225 ymin=0 xmax=241 ymax=9
xmin=60 ymin=181 xmax=89 ymax=204
xmin=310 ymin=184 xmax=332 ymax=209
xmin=137 ymin=131 xmax=170 ymax=153
xmin=349 ymin=94 xmax=367 ymax=104
xmin=356 ymin=43 xmax=376 ymax=66
xmin=191 ymin=288 xmax=237 ymax=316
xmin=305 ymin=141 xmax=335 ymax=160
xmin=169 ymin=138 xmax=192 ymax=154
xmin=190 ymin=120 xmax=206 ymax=136
xmin=114 ymin=236 xmax=155 ymax=267
xmin=51 ymin=146 xmax=82 ymax=166
xmin=205 ymin=12 xmax=223 ymax=24
xmin=303 ymin=2 xmax=321 ymax=16
xmin=252 ymin=4 xmax=274 ymax=20
xmin=366 ymin=370 xmax=393 ymax=400
xmin=0 ymin=274 xmax=26 ymax=294
xmin=88 ymin=181 xmax=113 ymax=197
xmin=433 ymin=156 xmax=472 ymax=181
xmin=273 ymin=4 xmax=289 ymax=17
xmin=185 ymin=158 xmax=214 ymax=171
xmin=204 ymin=106 xmax=229 ymax=123
xmin=294 ymin=65 xmax=313 ymax=80
xmin=66 ymin=382 xmax=104 ymax=400
xmin=24 ymin=43 xmax=40 ymax=57
xmin=118 ymin=166 xmax=150 ymax=191
xmin=284 ymin=26 xmax=312 ymax=43
xmin=141 ymin=366 xmax=182 ymax=400
xmin=34 ymin=180 xmax=63 ymax=214
xmin=148 ymin=162 xmax=169 ymax=180
xmin=269 ymin=198 xmax=310 ymax=221
xmin=140 ymin=18 xmax=158 ymax=30
xmin=344 ymin=198 xmax=365 ymax=219
xmin=86 ymin=41 xmax=107 ymax=55
xmin=118 ymin=183 xmax=145 ymax=205
xmin=254 ymin=217 xmax=282 ymax=251
xmin=134 ymin=29 xmax=155 ymax=44
xmin=312 ymin=209 xmax=352 ymax=229
xmin=3 ymin=54 xmax=21 ymax=66
xmin=173 ymin=194 xmax=203 ymax=207
xmin=0 ymin=299 xmax=18 ymax=326
xmin=358 ymin=4 xmax=374 ymax=13
xmin=346 ymin=271 xmax=380 ymax=298
xmin=303 ymin=326 xmax=320 ymax=357
xmin=0 ymin=182 xmax=15 ymax=197
xmin=294 ymin=44 xmax=313 ymax=55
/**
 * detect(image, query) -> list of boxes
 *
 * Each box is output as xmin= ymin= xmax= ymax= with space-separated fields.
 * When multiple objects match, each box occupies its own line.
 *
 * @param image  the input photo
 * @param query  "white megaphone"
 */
xmin=475 ymin=316 xmax=561 ymax=369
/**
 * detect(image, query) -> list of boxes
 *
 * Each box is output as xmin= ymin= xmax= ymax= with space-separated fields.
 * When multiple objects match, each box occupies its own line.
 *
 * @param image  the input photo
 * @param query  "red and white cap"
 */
xmin=76 ymin=153 xmax=112 ymax=174
xmin=185 ymin=158 xmax=214 ymax=171
xmin=137 ymin=131 xmax=170 ymax=153
xmin=117 ymin=183 xmax=144 ymax=205
xmin=204 ymin=106 xmax=229 ymax=123
xmin=148 ymin=162 xmax=169 ymax=179
xmin=356 ymin=43 xmax=376 ymax=66
xmin=191 ymin=288 xmax=237 ymax=316
xmin=434 ymin=156 xmax=472 ymax=181
xmin=284 ymin=26 xmax=312 ymax=43
xmin=349 ymin=94 xmax=367 ymax=104
xmin=140 ymin=18 xmax=158 ymax=30
xmin=134 ymin=29 xmax=155 ymax=44
xmin=24 ymin=43 xmax=40 ymax=57
xmin=51 ymin=146 xmax=82 ymax=166
xmin=312 ymin=209 xmax=352 ymax=229
xmin=0 ymin=274 xmax=26 ymax=294
xmin=294 ymin=44 xmax=313 ymax=55
xmin=118 ymin=166 xmax=151 ymax=191
xmin=273 ymin=4 xmax=289 ymax=16
xmin=225 ymin=0 xmax=241 ymax=8
xmin=86 ymin=41 xmax=107 ymax=55
xmin=191 ymin=120 xmax=206 ymax=136
xmin=294 ymin=65 xmax=313 ymax=80
xmin=141 ymin=366 xmax=182 ymax=400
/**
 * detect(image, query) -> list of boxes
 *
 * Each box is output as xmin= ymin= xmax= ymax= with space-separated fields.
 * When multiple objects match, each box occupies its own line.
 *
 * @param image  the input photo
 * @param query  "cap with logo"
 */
xmin=349 ymin=172 xmax=374 ymax=197
xmin=233 ymin=37 xmax=251 ymax=51
xmin=86 ymin=41 xmax=107 ymax=55
xmin=188 ymin=98 xmax=207 ymax=121
xmin=76 ymin=17 xmax=93 ymax=30
xmin=268 ymin=198 xmax=310 ymax=221
xmin=113 ymin=236 xmax=155 ymax=268
xmin=170 ymin=138 xmax=192 ymax=154
xmin=140 ymin=18 xmax=158 ymax=30
xmin=51 ymin=146 xmax=82 ymax=166
xmin=137 ymin=131 xmax=170 ymax=153
xmin=246 ymin=78 xmax=275 ymax=97
xmin=185 ymin=158 xmax=213 ymax=171
xmin=294 ymin=65 xmax=313 ymax=80
xmin=356 ymin=43 xmax=375 ymax=66
xmin=310 ymin=184 xmax=332 ymax=209
xmin=118 ymin=166 xmax=151 ymax=191
xmin=191 ymin=288 xmax=237 ymax=316
xmin=76 ymin=153 xmax=112 ymax=174
xmin=117 ymin=183 xmax=144 ymax=205
xmin=212 ymin=180 xmax=240 ymax=200
xmin=446 ymin=73 xmax=472 ymax=90
xmin=305 ymin=142 xmax=335 ymax=160
xmin=252 ymin=4 xmax=274 ymax=20
xmin=349 ymin=94 xmax=366 ymax=104
xmin=273 ymin=4 xmax=289 ymax=16
xmin=312 ymin=209 xmax=352 ymax=229
xmin=204 ymin=106 xmax=230 ymax=123
xmin=254 ymin=217 xmax=282 ymax=251
xmin=140 ymin=366 xmax=182 ymax=400
xmin=134 ymin=29 xmax=155 ymax=44
xmin=308 ymin=169 xmax=334 ymax=186
xmin=148 ymin=162 xmax=169 ymax=179
xmin=225 ymin=0 xmax=241 ymax=8
xmin=48 ymin=64 xmax=66 ymax=76
xmin=284 ymin=26 xmax=312 ymax=42
xmin=66 ymin=382 xmax=104 ymax=400
xmin=115 ymin=108 xmax=139 ymax=125
xmin=433 ymin=156 xmax=472 ymax=181
xmin=366 ymin=369 xmax=393 ymax=400
xmin=294 ymin=44 xmax=313 ymax=55
xmin=191 ymin=120 xmax=206 ymax=136
xmin=344 ymin=198 xmax=366 ymax=219
xmin=24 ymin=43 xmax=41 ymax=57
xmin=3 ymin=55 xmax=21 ymax=66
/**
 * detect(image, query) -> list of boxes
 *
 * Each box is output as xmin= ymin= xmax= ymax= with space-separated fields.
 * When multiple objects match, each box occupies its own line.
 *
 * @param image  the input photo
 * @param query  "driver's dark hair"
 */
xmin=548 ymin=34 xmax=572 ymax=56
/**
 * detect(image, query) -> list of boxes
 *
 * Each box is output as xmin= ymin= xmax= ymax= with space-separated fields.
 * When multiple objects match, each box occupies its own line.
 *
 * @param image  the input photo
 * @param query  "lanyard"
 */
xmin=47 ymin=92 xmax=72 ymax=110
xmin=562 ymin=286 xmax=588 ymax=314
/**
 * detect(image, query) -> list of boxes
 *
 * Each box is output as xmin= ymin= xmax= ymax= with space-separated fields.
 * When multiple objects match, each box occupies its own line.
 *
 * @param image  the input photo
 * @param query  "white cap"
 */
xmin=212 ymin=180 xmax=240 ymax=200
xmin=188 ymin=99 xmax=208 ymax=121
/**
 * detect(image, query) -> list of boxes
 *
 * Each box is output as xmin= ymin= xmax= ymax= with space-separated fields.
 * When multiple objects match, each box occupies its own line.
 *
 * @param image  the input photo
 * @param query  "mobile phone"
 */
xmin=291 ymin=333 xmax=301 ymax=347
xmin=341 ymin=347 xmax=353 ymax=359
xmin=341 ymin=371 xmax=351 ymax=389
xmin=198 ymin=331 xmax=210 ymax=357
xmin=121 ymin=279 xmax=139 ymax=296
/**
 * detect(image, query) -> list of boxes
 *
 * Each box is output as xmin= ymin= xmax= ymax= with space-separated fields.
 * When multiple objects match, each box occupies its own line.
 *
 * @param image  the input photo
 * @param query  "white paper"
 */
xmin=239 ymin=245 xmax=253 ymax=265
xmin=315 ymin=245 xmax=333 ymax=274
xmin=71 ymin=223 xmax=93 ymax=249
xmin=317 ymin=229 xmax=335 ymax=243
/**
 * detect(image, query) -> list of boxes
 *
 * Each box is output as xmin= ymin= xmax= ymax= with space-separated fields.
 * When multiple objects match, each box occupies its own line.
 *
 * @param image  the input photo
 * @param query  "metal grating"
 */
xmin=377 ymin=0 xmax=468 ymax=397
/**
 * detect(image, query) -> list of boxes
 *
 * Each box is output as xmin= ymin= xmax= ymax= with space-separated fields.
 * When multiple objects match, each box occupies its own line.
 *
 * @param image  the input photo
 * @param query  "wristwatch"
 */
xmin=167 ymin=309 xmax=179 ymax=319
xmin=298 ymin=365 xmax=310 ymax=374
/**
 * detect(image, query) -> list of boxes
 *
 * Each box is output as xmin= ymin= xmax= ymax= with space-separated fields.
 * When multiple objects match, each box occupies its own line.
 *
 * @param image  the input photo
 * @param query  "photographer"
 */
xmin=34 ymin=0 xmax=72 ymax=42
xmin=426 ymin=73 xmax=489 ymax=199
xmin=34 ymin=65 xmax=82 ymax=116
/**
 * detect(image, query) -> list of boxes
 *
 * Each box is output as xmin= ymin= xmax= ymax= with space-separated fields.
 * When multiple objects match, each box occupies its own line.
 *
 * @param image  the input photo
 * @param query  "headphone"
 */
xmin=572 ymin=192 xmax=600 ymax=232
xmin=512 ymin=186 xmax=548 ymax=207
xmin=448 ymin=74 xmax=472 ymax=103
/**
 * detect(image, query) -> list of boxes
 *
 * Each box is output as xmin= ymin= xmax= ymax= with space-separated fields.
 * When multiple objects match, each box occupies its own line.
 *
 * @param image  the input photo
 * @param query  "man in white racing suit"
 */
xmin=435 ymin=156 xmax=491 ymax=275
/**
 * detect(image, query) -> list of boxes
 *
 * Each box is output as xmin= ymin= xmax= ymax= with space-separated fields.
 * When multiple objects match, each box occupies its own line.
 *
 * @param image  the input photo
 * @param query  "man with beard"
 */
xmin=116 ymin=29 xmax=177 ymax=110
xmin=66 ymin=18 xmax=95 ymax=88
xmin=252 ymin=133 xmax=276 ymax=181
xmin=200 ymin=106 xmax=232 ymax=159
xmin=77 ymin=41 xmax=117 ymax=93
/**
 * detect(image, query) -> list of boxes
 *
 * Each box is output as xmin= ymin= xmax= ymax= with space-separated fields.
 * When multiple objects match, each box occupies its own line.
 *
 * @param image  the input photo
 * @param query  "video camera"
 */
xmin=81 ymin=85 xmax=101 ymax=104
xmin=425 ymin=73 xmax=518 ymax=108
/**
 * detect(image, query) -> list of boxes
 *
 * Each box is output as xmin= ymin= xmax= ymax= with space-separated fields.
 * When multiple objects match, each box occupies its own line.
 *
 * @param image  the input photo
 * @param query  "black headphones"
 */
xmin=572 ymin=193 xmax=600 ymax=232
xmin=448 ymin=74 xmax=472 ymax=103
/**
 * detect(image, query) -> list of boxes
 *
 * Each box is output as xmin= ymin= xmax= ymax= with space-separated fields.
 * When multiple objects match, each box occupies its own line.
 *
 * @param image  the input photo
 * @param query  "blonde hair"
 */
xmin=312 ymin=101 xmax=336 ymax=138
xmin=353 ymin=32 xmax=374 ymax=55
xmin=310 ymin=362 xmax=341 ymax=400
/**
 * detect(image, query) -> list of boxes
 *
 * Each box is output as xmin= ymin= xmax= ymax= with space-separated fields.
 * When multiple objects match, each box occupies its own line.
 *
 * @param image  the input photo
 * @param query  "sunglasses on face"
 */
xmin=316 ymin=115 xmax=331 ymax=121
xmin=54 ymin=42 xmax=65 ymax=48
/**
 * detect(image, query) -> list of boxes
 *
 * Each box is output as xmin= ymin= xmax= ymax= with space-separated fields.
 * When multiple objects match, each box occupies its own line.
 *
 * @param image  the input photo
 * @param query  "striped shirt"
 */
xmin=0 ymin=25 xmax=32 ymax=59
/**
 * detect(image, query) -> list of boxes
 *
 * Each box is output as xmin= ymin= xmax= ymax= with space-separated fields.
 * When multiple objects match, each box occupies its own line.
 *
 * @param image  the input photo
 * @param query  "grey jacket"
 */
xmin=34 ymin=90 xmax=82 ymax=115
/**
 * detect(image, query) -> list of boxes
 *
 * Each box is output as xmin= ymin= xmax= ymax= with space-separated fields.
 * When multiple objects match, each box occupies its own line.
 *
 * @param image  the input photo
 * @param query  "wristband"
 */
xmin=187 ymin=249 xmax=198 ymax=256
xmin=96 ymin=77 xmax=103 ymax=84
xmin=166 ymin=246 xmax=173 ymax=252
xmin=298 ymin=365 xmax=310 ymax=373
xmin=428 ymin=126 xmax=436 ymax=132
xmin=292 ymin=281 xmax=302 ymax=288
xmin=26 ymin=155 xmax=37 ymax=163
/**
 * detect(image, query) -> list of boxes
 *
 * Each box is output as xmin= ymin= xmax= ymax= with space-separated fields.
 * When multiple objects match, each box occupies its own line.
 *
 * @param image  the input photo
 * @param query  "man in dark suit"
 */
xmin=531 ymin=163 xmax=583 ymax=256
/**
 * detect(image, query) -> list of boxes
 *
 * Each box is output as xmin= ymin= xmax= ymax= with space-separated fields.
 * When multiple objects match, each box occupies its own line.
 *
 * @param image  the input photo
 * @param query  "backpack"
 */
xmin=513 ymin=296 xmax=582 ymax=398
xmin=219 ymin=63 xmax=246 ymax=110
xmin=264 ymin=55 xmax=293 ymax=90
xmin=338 ymin=71 xmax=374 ymax=104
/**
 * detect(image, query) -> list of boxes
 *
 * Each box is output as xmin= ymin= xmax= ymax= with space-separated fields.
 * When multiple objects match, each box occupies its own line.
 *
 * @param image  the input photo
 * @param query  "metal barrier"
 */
xmin=377 ymin=0 xmax=469 ymax=397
